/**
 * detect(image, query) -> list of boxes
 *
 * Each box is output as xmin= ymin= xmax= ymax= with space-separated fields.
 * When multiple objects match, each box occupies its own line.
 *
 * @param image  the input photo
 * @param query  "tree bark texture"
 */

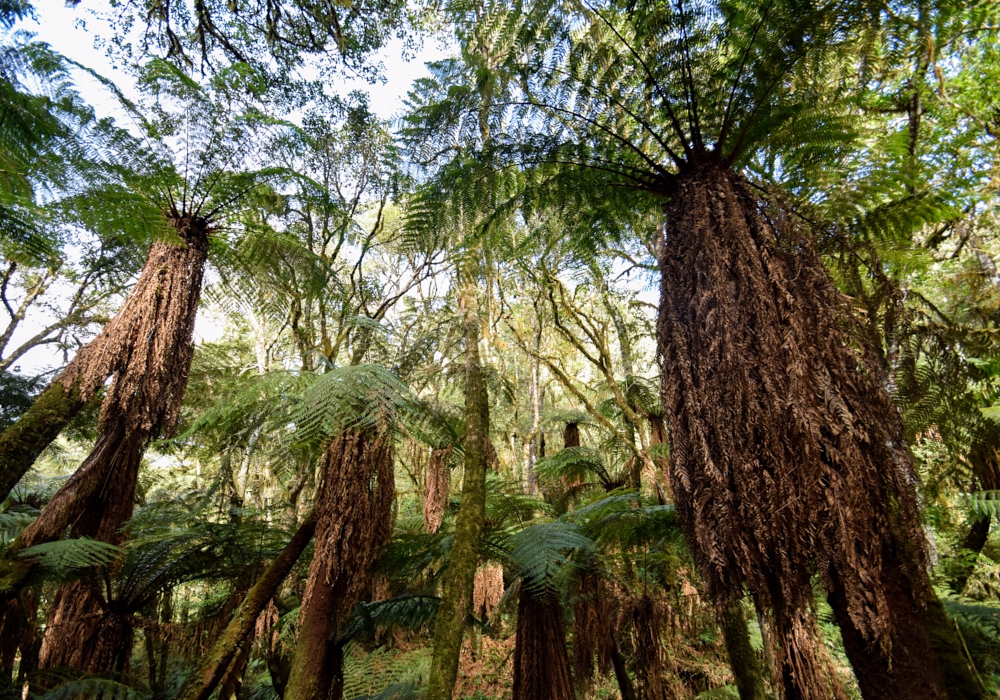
xmin=284 ymin=430 xmax=395 ymax=700
xmin=0 ymin=217 xmax=211 ymax=502
xmin=655 ymin=164 xmax=975 ymax=699
xmin=177 ymin=514 xmax=316 ymax=700
xmin=425 ymin=284 xmax=489 ymax=700
xmin=512 ymin=586 xmax=574 ymax=700
xmin=5 ymin=217 xmax=211 ymax=671
xmin=424 ymin=446 xmax=451 ymax=534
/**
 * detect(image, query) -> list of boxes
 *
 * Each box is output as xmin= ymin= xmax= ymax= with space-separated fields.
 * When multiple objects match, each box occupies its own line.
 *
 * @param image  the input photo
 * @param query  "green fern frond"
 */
xmin=18 ymin=537 xmax=122 ymax=576
xmin=507 ymin=520 xmax=593 ymax=595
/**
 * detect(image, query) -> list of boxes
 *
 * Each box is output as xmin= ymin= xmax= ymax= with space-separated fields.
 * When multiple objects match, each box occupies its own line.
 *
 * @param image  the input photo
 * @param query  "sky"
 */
xmin=8 ymin=1 xmax=452 ymax=376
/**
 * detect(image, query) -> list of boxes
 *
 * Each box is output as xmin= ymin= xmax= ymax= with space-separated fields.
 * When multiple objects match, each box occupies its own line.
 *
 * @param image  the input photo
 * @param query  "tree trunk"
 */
xmin=656 ymin=163 xmax=973 ymax=698
xmin=284 ymin=430 xmax=395 ymax=700
xmin=0 ymin=380 xmax=86 ymax=501
xmin=950 ymin=428 xmax=1000 ymax=594
xmin=177 ymin=514 xmax=316 ymax=700
xmin=36 ymin=424 xmax=147 ymax=672
xmin=512 ymin=587 xmax=574 ymax=700
xmin=0 ymin=218 xmax=210 ymax=502
xmin=718 ymin=598 xmax=767 ymax=700
xmin=426 ymin=283 xmax=490 ymax=700
xmin=424 ymin=446 xmax=451 ymax=534
xmin=610 ymin=638 xmax=638 ymax=700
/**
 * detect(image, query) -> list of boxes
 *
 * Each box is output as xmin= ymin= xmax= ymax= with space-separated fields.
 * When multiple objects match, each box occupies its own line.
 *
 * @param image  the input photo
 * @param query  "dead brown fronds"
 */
xmin=657 ymin=164 xmax=926 ymax=695
xmin=473 ymin=563 xmax=505 ymax=622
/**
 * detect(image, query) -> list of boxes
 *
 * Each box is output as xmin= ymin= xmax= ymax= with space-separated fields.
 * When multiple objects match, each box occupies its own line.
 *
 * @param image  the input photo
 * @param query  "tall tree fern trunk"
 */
xmin=0 ymin=219 xmax=210 ymax=501
xmin=512 ymin=586 xmax=574 ymax=700
xmin=284 ymin=430 xmax=395 ymax=700
xmin=655 ymin=164 xmax=976 ymax=700
xmin=426 ymin=283 xmax=489 ymax=700
xmin=1 ymin=217 xmax=209 ymax=670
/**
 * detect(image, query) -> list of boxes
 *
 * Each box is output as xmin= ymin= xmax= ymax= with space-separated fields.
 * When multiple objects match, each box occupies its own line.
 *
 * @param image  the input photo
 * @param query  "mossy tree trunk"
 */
xmin=177 ymin=514 xmax=316 ymax=700
xmin=718 ymin=598 xmax=767 ymax=700
xmin=425 ymin=282 xmax=490 ymax=700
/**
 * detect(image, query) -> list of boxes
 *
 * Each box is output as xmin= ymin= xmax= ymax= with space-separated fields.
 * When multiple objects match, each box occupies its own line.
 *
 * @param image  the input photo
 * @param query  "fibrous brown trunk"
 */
xmin=571 ymin=571 xmax=612 ymax=690
xmin=11 ymin=217 xmax=210 ymax=670
xmin=512 ymin=586 xmax=574 ymax=700
xmin=563 ymin=421 xmax=580 ymax=449
xmin=0 ymin=218 xmax=210 ymax=502
xmin=0 ymin=589 xmax=37 ymax=680
xmin=424 ymin=446 xmax=451 ymax=534
xmin=656 ymin=164 xmax=974 ymax=699
xmin=283 ymin=430 xmax=395 ymax=700
xmin=826 ymin=545 xmax=964 ymax=700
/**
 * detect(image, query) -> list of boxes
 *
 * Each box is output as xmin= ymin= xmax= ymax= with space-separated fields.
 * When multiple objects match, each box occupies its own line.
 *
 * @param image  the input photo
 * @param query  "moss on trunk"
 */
xmin=0 ymin=380 xmax=84 ymax=501
xmin=425 ymin=283 xmax=490 ymax=700
xmin=718 ymin=598 xmax=767 ymax=700
xmin=177 ymin=514 xmax=316 ymax=700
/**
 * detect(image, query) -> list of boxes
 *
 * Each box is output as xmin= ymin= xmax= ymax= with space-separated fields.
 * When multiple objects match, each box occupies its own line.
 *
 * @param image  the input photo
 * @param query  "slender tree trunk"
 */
xmin=177 ymin=514 xmax=316 ymax=700
xmin=512 ymin=586 xmax=574 ymax=700
xmin=718 ymin=598 xmax=767 ymax=700
xmin=656 ymin=164 xmax=975 ymax=698
xmin=950 ymin=428 xmax=1000 ymax=593
xmin=284 ymin=430 xmax=395 ymax=700
xmin=610 ymin=639 xmax=638 ymax=700
xmin=426 ymin=283 xmax=490 ymax=700
xmin=0 ymin=219 xmax=210 ymax=502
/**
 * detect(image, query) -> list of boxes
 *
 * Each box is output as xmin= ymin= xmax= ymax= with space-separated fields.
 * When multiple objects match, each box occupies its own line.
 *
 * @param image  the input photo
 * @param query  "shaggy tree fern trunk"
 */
xmin=426 ymin=282 xmax=490 ymax=700
xmin=656 ymin=163 xmax=977 ymax=700
xmin=283 ymin=430 xmax=395 ymax=700
xmin=0 ymin=218 xmax=211 ymax=502
xmin=512 ymin=586 xmax=574 ymax=700
xmin=3 ymin=217 xmax=209 ymax=670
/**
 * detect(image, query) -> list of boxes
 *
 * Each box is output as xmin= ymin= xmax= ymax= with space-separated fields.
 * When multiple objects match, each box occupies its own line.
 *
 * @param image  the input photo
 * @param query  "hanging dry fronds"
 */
xmin=563 ymin=422 xmax=580 ymax=449
xmin=657 ymin=164 xmax=930 ymax=692
xmin=512 ymin=586 xmax=574 ymax=700
xmin=472 ymin=563 xmax=504 ymax=621
xmin=424 ymin=446 xmax=451 ymax=534
xmin=284 ymin=428 xmax=395 ymax=700
xmin=626 ymin=593 xmax=686 ymax=700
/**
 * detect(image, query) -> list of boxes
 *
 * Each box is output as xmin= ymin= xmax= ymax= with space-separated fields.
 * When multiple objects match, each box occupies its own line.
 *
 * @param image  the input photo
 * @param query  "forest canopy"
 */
xmin=1 ymin=0 xmax=1000 ymax=699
